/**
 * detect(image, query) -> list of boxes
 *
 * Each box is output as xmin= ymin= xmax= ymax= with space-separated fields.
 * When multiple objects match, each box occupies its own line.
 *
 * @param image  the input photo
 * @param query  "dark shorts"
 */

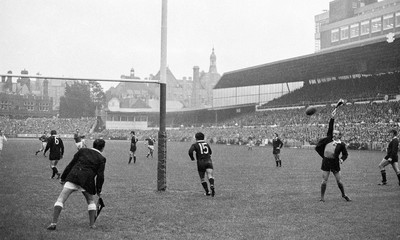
xmin=321 ymin=157 xmax=340 ymax=172
xmin=197 ymin=160 xmax=213 ymax=177
xmin=130 ymin=146 xmax=137 ymax=152
xmin=384 ymin=155 xmax=398 ymax=162
xmin=273 ymin=149 xmax=280 ymax=155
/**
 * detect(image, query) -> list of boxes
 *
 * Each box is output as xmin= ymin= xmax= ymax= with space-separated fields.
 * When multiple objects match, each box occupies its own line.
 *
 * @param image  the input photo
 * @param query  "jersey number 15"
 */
xmin=198 ymin=143 xmax=209 ymax=154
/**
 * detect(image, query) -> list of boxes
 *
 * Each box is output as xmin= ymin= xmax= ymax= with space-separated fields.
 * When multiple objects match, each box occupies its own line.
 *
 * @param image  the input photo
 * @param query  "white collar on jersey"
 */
xmin=89 ymin=148 xmax=103 ymax=155
xmin=333 ymin=139 xmax=341 ymax=144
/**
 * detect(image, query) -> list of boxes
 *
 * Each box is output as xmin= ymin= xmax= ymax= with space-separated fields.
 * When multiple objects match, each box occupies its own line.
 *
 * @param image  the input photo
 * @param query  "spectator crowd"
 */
xmin=1 ymin=100 xmax=398 ymax=151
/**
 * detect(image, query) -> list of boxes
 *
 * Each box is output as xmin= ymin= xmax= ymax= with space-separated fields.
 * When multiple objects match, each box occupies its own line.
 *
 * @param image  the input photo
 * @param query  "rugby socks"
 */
xmin=89 ymin=210 xmax=96 ymax=227
xmin=201 ymin=182 xmax=209 ymax=194
xmin=51 ymin=167 xmax=59 ymax=179
xmin=128 ymin=157 xmax=132 ymax=164
xmin=52 ymin=205 xmax=62 ymax=224
xmin=380 ymin=170 xmax=387 ymax=183
xmin=321 ymin=183 xmax=327 ymax=200
xmin=397 ymin=173 xmax=400 ymax=185
xmin=133 ymin=156 xmax=136 ymax=164
xmin=88 ymin=203 xmax=97 ymax=227
xmin=276 ymin=161 xmax=279 ymax=167
xmin=337 ymin=182 xmax=345 ymax=196
xmin=209 ymin=178 xmax=214 ymax=188
xmin=278 ymin=160 xmax=282 ymax=167
xmin=209 ymin=178 xmax=215 ymax=197
xmin=51 ymin=167 xmax=56 ymax=178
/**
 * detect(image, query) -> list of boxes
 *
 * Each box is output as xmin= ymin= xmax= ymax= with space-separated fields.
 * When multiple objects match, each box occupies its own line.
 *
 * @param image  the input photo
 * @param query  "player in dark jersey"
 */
xmin=272 ymin=133 xmax=283 ymax=167
xmin=188 ymin=132 xmax=215 ymax=197
xmin=315 ymin=108 xmax=350 ymax=202
xmin=378 ymin=129 xmax=400 ymax=186
xmin=46 ymin=139 xmax=106 ymax=230
xmin=44 ymin=130 xmax=64 ymax=179
xmin=35 ymin=130 xmax=49 ymax=157
xmin=129 ymin=131 xmax=138 ymax=164
xmin=145 ymin=136 xmax=156 ymax=158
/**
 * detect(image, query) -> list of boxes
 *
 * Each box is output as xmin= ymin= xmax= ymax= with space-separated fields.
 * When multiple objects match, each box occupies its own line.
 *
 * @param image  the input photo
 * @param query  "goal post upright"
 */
xmin=157 ymin=0 xmax=168 ymax=191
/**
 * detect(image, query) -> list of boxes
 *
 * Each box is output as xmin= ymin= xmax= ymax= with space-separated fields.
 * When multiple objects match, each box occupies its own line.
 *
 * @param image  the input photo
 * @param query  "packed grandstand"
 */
xmin=1 ymin=71 xmax=398 ymax=152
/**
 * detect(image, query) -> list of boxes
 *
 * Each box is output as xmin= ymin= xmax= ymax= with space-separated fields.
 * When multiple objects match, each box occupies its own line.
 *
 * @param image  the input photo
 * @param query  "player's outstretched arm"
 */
xmin=331 ymin=108 xmax=337 ymax=118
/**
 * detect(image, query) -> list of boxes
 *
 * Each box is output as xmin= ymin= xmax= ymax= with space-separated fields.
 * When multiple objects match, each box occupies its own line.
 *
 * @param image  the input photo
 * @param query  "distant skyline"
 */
xmin=0 ymin=0 xmax=332 ymax=90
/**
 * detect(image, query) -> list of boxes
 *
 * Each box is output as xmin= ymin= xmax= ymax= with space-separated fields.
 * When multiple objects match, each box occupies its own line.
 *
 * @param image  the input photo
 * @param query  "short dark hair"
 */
xmin=195 ymin=132 xmax=205 ymax=140
xmin=131 ymin=131 xmax=135 ymax=134
xmin=389 ymin=129 xmax=397 ymax=135
xmin=51 ymin=130 xmax=57 ymax=135
xmin=93 ymin=139 xmax=106 ymax=151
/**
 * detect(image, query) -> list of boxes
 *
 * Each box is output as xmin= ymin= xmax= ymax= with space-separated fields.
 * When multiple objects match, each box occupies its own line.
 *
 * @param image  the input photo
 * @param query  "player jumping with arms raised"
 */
xmin=315 ymin=101 xmax=351 ymax=202
xmin=188 ymin=132 xmax=215 ymax=197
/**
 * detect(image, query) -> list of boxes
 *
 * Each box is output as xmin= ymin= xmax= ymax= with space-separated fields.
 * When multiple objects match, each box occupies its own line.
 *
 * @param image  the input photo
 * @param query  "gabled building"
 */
xmin=103 ymin=49 xmax=221 ymax=130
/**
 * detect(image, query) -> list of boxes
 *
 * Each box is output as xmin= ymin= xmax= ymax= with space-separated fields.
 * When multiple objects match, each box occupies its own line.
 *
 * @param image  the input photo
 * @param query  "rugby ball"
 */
xmin=305 ymin=106 xmax=317 ymax=116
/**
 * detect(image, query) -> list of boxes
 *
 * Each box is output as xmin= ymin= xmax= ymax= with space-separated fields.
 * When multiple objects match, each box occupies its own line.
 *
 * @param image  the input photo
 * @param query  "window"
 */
xmin=340 ymin=26 xmax=349 ymax=40
xmin=331 ymin=29 xmax=340 ymax=42
xmin=383 ymin=14 xmax=394 ymax=30
xmin=360 ymin=20 xmax=370 ymax=35
xmin=371 ymin=17 xmax=382 ymax=33
xmin=350 ymin=23 xmax=359 ymax=38
xmin=395 ymin=12 xmax=400 ymax=27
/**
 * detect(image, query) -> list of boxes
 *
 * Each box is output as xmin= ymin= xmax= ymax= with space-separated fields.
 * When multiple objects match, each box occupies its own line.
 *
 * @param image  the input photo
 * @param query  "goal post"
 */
xmin=157 ymin=0 xmax=168 ymax=191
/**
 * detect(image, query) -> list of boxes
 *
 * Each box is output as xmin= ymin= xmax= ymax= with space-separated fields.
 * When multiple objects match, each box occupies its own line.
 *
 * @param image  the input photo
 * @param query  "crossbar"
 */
xmin=0 ymin=74 xmax=160 ymax=84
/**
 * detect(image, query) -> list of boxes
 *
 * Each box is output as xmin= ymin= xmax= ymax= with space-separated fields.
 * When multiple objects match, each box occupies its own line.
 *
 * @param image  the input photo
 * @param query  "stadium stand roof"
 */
xmin=214 ymin=39 xmax=400 ymax=89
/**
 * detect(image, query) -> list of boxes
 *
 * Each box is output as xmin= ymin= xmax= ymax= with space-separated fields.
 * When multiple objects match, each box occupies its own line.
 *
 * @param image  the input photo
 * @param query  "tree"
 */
xmin=89 ymin=81 xmax=107 ymax=110
xmin=59 ymin=81 xmax=95 ymax=118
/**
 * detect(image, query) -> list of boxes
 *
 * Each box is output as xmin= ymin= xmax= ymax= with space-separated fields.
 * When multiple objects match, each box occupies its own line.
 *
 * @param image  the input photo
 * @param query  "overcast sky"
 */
xmin=0 ymin=0 xmax=332 ymax=90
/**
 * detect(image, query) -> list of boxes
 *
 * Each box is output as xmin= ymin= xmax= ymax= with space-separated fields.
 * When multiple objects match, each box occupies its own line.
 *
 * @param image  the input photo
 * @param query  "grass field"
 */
xmin=0 ymin=138 xmax=399 ymax=240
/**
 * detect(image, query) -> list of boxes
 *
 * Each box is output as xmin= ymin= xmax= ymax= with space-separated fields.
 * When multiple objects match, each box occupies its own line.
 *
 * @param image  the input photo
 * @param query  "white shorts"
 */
xmin=148 ymin=145 xmax=154 ymax=151
xmin=64 ymin=181 xmax=86 ymax=192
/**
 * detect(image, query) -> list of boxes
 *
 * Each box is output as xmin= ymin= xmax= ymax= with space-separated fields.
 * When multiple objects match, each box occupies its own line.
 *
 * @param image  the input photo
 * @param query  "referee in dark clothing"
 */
xmin=315 ymin=109 xmax=351 ymax=202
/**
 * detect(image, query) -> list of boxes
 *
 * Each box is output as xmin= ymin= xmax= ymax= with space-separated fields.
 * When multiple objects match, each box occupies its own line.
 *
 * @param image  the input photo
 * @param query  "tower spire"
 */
xmin=209 ymin=48 xmax=217 ymax=73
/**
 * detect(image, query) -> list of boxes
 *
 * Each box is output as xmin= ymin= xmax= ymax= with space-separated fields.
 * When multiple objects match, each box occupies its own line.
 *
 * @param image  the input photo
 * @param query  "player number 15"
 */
xmin=198 ymin=143 xmax=209 ymax=154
